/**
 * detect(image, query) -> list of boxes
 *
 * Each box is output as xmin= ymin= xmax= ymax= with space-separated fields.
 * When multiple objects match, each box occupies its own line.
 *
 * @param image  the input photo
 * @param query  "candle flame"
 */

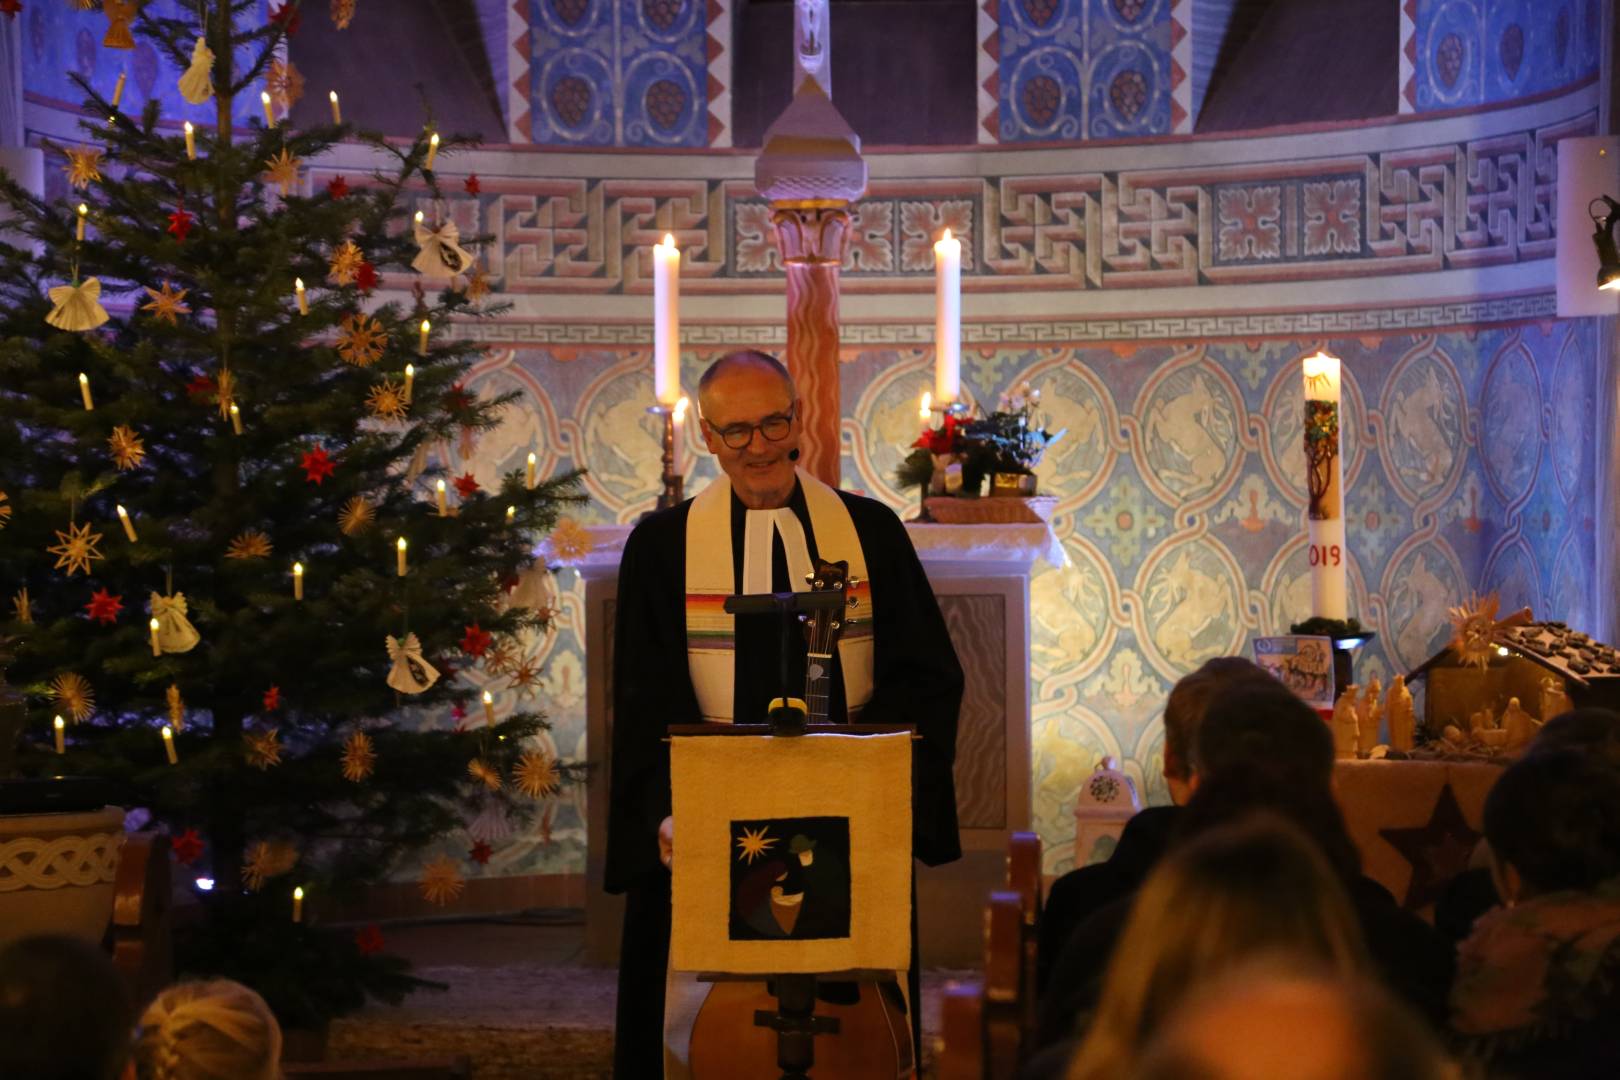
xmin=396 ymin=537 xmax=407 ymax=552
xmin=661 ymin=233 xmax=675 ymax=248
xmin=79 ymin=372 xmax=88 ymax=383
xmin=54 ymin=716 xmax=64 ymax=731
xmin=674 ymin=396 xmax=689 ymax=421
xmin=293 ymin=562 xmax=303 ymax=575
xmin=405 ymin=363 xmax=414 ymax=378
xmin=329 ymin=91 xmax=338 ymax=103
xmin=430 ymin=133 xmax=440 ymax=147
xmin=184 ymin=121 xmax=193 ymax=133
xmin=415 ymin=210 xmax=424 ymax=224
xmin=527 ymin=451 xmax=536 ymax=466
xmin=294 ymin=277 xmax=304 ymax=290
xmin=483 ymin=690 xmax=493 ymax=705
xmin=117 ymin=504 xmax=129 ymax=518
xmin=162 ymin=725 xmax=174 ymax=739
xmin=436 ymin=479 xmax=446 ymax=492
xmin=919 ymin=391 xmax=932 ymax=419
xmin=229 ymin=403 xmax=239 ymax=416
xmin=150 ymin=617 xmax=161 ymax=631
xmin=293 ymin=886 xmax=304 ymax=900
xmin=77 ymin=203 xmax=87 ymax=216
xmin=421 ymin=318 xmax=431 ymax=332
xmin=941 ymin=228 xmax=952 ymax=242
xmin=260 ymin=91 xmax=271 ymax=104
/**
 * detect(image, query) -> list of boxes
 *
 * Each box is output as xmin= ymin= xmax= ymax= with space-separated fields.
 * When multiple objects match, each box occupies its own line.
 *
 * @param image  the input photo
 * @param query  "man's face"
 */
xmin=700 ymin=366 xmax=800 ymax=509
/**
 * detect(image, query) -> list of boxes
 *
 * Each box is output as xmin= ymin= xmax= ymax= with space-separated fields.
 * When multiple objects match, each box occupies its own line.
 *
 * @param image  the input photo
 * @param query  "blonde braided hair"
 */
xmin=133 ymin=980 xmax=281 ymax=1080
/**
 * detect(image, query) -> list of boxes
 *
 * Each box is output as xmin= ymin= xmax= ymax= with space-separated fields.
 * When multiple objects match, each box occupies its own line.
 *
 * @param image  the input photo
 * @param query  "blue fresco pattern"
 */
xmin=1412 ymin=0 xmax=1601 ymax=111
xmin=1000 ymin=0 xmax=1176 ymax=142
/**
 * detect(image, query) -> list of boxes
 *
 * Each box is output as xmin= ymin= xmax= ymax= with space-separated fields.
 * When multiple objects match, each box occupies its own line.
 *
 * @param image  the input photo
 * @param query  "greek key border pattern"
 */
xmin=445 ymin=291 xmax=1558 ymax=346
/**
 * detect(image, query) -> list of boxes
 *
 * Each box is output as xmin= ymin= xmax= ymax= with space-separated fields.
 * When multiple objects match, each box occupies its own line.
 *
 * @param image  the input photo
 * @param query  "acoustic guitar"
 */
xmin=687 ymin=558 xmax=915 ymax=1079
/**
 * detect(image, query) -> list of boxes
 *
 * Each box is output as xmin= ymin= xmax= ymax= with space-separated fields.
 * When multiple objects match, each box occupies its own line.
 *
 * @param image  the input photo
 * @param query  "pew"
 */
xmin=282 ymin=1062 xmax=471 ymax=1079
xmin=983 ymin=890 xmax=1025 ymax=1076
xmin=108 ymin=832 xmax=172 ymax=1008
xmin=937 ymin=979 xmax=986 ymax=1080
xmin=1005 ymin=831 xmax=1042 ymax=1046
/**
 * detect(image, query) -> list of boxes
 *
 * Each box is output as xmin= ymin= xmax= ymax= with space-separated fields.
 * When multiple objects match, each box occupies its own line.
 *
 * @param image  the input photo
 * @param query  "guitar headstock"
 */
xmin=803 ymin=558 xmax=851 ymax=657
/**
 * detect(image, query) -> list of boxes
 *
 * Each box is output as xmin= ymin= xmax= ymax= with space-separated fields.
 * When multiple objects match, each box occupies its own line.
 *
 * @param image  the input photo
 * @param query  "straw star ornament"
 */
xmin=107 ymin=425 xmax=145 ymax=470
xmin=419 ymin=855 xmax=464 ymax=906
xmin=48 ymin=521 xmax=104 ymax=576
xmin=515 ymin=751 xmax=560 ymax=799
xmin=62 ymin=146 xmax=102 ymax=189
xmin=263 ymin=148 xmax=301 ymax=195
xmin=328 ymin=240 xmax=363 ymax=285
xmin=142 ymin=281 xmax=190 ymax=324
xmin=336 ymin=313 xmax=385 ymax=367
xmin=341 ymin=731 xmax=375 ymax=782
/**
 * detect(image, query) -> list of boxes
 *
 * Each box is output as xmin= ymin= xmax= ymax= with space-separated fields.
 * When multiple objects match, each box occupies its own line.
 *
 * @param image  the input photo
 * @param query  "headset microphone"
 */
xmin=788 ymin=448 xmax=801 ymax=462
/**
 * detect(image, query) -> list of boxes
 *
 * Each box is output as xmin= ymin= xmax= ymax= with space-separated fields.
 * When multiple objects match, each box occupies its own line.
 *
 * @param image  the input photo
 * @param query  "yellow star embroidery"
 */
xmin=736 ymin=826 xmax=776 ymax=864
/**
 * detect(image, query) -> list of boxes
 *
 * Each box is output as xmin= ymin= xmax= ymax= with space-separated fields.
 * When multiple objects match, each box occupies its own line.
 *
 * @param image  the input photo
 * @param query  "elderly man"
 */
xmin=604 ymin=350 xmax=962 ymax=1078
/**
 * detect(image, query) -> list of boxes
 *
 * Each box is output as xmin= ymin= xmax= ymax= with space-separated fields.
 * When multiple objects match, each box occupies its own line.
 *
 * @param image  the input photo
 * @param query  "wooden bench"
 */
xmin=108 ymin=832 xmax=172 ymax=1008
xmin=282 ymin=1061 xmax=472 ymax=1079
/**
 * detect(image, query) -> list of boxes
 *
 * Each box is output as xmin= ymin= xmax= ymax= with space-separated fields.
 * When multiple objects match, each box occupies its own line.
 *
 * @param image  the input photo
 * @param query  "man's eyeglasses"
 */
xmin=709 ymin=406 xmax=796 ymax=450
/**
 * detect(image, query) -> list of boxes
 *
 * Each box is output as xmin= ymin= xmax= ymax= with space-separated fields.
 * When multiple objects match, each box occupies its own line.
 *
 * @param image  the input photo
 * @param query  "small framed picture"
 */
xmin=1254 ymin=635 xmax=1336 ymax=711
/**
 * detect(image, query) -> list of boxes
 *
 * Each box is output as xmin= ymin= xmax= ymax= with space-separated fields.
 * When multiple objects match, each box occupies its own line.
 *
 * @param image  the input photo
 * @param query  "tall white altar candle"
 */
xmin=1302 ymin=351 xmax=1347 ymax=619
xmin=934 ymin=229 xmax=961 ymax=405
xmin=673 ymin=396 xmax=689 ymax=477
xmin=653 ymin=234 xmax=681 ymax=405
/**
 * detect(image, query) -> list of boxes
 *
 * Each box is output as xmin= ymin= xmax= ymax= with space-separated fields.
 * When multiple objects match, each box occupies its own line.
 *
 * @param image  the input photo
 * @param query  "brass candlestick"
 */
xmin=648 ymin=403 xmax=684 ymax=510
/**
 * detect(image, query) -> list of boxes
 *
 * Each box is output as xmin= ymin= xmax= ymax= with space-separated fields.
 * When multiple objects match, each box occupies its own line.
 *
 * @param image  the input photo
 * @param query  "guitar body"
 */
xmin=688 ymin=980 xmax=914 ymax=1080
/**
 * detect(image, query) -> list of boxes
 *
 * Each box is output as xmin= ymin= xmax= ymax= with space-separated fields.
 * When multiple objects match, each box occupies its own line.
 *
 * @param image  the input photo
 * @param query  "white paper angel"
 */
xmin=149 ymin=591 xmax=201 ymax=654
xmin=178 ymin=37 xmax=215 ymax=104
xmin=386 ymin=632 xmax=440 ymax=694
xmin=46 ymin=278 xmax=110 ymax=331
xmin=412 ymin=217 xmax=475 ymax=279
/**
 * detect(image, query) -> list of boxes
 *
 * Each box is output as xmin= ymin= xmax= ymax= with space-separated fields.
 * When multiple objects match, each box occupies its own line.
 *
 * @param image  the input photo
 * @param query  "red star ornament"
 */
xmin=171 ymin=828 xmax=205 ymax=865
xmin=167 ymin=206 xmax=195 ymax=242
xmin=355 ymin=260 xmax=378 ymax=293
xmin=186 ymin=373 xmax=217 ymax=399
xmin=469 ymin=839 xmax=493 ymax=865
xmin=300 ymin=447 xmax=336 ymax=485
xmin=446 ymin=384 xmax=471 ymax=413
xmin=0 ymin=1 xmax=21 ymax=20
xmin=84 ymin=587 xmax=124 ymax=625
xmin=326 ymin=175 xmax=349 ymax=199
xmin=263 ymin=685 xmax=281 ymax=712
xmin=270 ymin=2 xmax=301 ymax=34
xmin=453 ymin=473 xmax=481 ymax=498
xmin=460 ymin=623 xmax=492 ymax=658
xmin=451 ymin=701 xmax=468 ymax=723
xmin=354 ymin=924 xmax=386 ymax=956
xmin=464 ymin=174 xmax=480 ymax=195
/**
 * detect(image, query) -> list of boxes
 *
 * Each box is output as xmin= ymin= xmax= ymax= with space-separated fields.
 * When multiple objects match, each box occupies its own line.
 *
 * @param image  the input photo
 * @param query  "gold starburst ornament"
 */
xmin=515 ymin=751 xmax=560 ymax=799
xmin=336 ymin=312 xmax=386 ymax=367
xmin=1448 ymin=593 xmax=1500 ymax=671
xmin=241 ymin=839 xmax=299 ymax=891
xmin=328 ymin=240 xmax=363 ymax=285
xmin=62 ymin=146 xmax=103 ymax=189
xmin=419 ymin=855 xmax=464 ymax=906
xmin=342 ymin=731 xmax=375 ymax=782
xmin=226 ymin=529 xmax=273 ymax=560
xmin=467 ymin=758 xmax=502 ymax=791
xmin=166 ymin=683 xmax=185 ymax=730
xmin=540 ymin=517 xmax=592 ymax=566
xmin=506 ymin=652 xmax=544 ymax=698
xmin=331 ymin=0 xmax=357 ymax=30
xmin=245 ymin=728 xmax=283 ymax=770
xmin=263 ymin=148 xmax=301 ymax=196
xmin=0 ymin=489 xmax=10 ymax=529
xmin=462 ymin=265 xmax=491 ymax=302
xmin=107 ymin=425 xmax=145 ymax=470
xmin=267 ymin=59 xmax=305 ymax=111
xmin=11 ymin=588 xmax=32 ymax=624
xmin=51 ymin=673 xmax=95 ymax=722
xmin=142 ymin=281 xmax=190 ymax=325
xmin=365 ymin=378 xmax=409 ymax=422
xmin=338 ymin=495 xmax=375 ymax=536
xmin=48 ymin=520 xmax=104 ymax=577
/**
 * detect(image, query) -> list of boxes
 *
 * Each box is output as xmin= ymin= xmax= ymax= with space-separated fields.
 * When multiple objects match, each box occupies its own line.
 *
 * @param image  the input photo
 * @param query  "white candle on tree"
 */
xmin=933 ymin=228 xmax=961 ymax=405
xmin=436 ymin=478 xmax=448 ymax=517
xmin=329 ymin=91 xmax=341 ymax=125
xmin=261 ymin=90 xmax=275 ymax=127
xmin=292 ymin=886 xmax=304 ymax=923
xmin=161 ymin=725 xmax=178 ymax=764
xmin=183 ymin=121 xmax=196 ymax=160
xmin=294 ymin=277 xmax=308 ymax=315
xmin=150 ymin=617 xmax=162 ymax=657
xmin=1302 ymin=351 xmax=1347 ymax=619
xmin=292 ymin=562 xmax=304 ymax=601
xmin=116 ymin=504 xmax=137 ymax=543
xmin=53 ymin=716 xmax=65 ymax=755
xmin=653 ymin=234 xmax=681 ymax=406
xmin=396 ymin=537 xmax=408 ymax=577
xmin=78 ymin=372 xmax=93 ymax=410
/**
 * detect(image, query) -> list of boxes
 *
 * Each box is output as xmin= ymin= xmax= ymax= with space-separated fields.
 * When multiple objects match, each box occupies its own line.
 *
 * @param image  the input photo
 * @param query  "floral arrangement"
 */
xmin=896 ymin=383 xmax=1064 ymax=496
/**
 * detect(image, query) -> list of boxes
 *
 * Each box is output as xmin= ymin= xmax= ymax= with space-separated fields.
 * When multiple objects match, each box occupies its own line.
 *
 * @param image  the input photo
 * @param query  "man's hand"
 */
xmin=658 ymin=815 xmax=674 ymax=869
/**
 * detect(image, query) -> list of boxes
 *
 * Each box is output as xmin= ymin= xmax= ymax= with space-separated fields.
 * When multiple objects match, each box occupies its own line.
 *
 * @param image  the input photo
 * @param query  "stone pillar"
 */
xmin=771 ymin=203 xmax=849 ymax=487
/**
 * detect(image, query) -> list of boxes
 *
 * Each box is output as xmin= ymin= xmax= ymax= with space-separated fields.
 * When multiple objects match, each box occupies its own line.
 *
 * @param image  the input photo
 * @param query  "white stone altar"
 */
xmin=579 ymin=520 xmax=1049 ymax=966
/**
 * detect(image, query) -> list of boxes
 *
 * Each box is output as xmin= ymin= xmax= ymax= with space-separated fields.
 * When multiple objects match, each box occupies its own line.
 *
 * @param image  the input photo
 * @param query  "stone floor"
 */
xmin=329 ymin=912 xmax=968 ymax=1079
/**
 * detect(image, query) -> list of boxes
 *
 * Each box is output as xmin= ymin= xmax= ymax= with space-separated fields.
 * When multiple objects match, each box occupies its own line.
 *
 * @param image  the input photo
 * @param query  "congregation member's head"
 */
xmin=1132 ymin=963 xmax=1452 ymax=1080
xmin=0 ymin=934 xmax=135 ymax=1080
xmin=696 ymin=350 xmax=801 ymax=510
xmin=1533 ymin=706 xmax=1620 ymax=768
xmin=132 ymin=979 xmax=281 ymax=1080
xmin=1175 ymin=769 xmax=1362 ymax=882
xmin=1482 ymin=748 xmax=1620 ymax=903
xmin=1065 ymin=816 xmax=1369 ymax=1080
xmin=1192 ymin=678 xmax=1336 ymax=790
xmin=1160 ymin=656 xmax=1274 ymax=804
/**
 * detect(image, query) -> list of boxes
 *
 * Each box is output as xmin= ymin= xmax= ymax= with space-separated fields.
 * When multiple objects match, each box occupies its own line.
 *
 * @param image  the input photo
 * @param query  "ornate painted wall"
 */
xmin=1401 ymin=0 xmax=1602 ymax=114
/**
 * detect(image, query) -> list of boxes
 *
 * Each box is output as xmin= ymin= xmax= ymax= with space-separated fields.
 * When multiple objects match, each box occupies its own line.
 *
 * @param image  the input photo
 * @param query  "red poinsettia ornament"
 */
xmin=913 ymin=413 xmax=961 ymax=455
xmin=84 ymin=587 xmax=124 ymax=625
xmin=300 ymin=447 xmax=336 ymax=485
xmin=460 ymin=623 xmax=492 ymax=658
xmin=453 ymin=473 xmax=480 ymax=499
xmin=262 ymin=685 xmax=281 ymax=712
xmin=326 ymin=175 xmax=349 ymax=199
xmin=469 ymin=840 xmax=493 ymax=865
xmin=270 ymin=2 xmax=301 ymax=34
xmin=355 ymin=260 xmax=378 ymax=293
xmin=171 ymin=828 xmax=205 ymax=865
xmin=166 ymin=205 xmax=195 ymax=242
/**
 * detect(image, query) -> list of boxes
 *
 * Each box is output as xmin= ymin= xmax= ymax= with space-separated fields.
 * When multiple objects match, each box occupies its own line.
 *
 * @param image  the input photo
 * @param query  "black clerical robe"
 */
xmin=605 ymin=482 xmax=963 ymax=1079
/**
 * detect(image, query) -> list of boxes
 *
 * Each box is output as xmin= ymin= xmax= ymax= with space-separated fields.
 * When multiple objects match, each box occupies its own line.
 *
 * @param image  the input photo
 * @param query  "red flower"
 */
xmin=460 ymin=623 xmax=492 ymax=658
xmin=912 ymin=414 xmax=960 ymax=455
xmin=451 ymin=701 xmax=468 ymax=723
xmin=171 ymin=828 xmax=205 ymax=866
xmin=355 ymin=260 xmax=378 ymax=293
xmin=354 ymin=924 xmax=386 ymax=956
xmin=262 ymin=685 xmax=281 ymax=712
xmin=463 ymin=174 xmax=481 ymax=195
xmin=0 ymin=1 xmax=22 ymax=20
xmin=186 ymin=373 xmax=217 ymax=399
xmin=326 ymin=175 xmax=349 ymax=199
xmin=300 ymin=447 xmax=336 ymax=485
xmin=453 ymin=472 xmax=480 ymax=498
xmin=84 ymin=588 xmax=124 ymax=625
xmin=270 ymin=2 xmax=301 ymax=34
xmin=166 ymin=206 xmax=194 ymax=242
xmin=469 ymin=840 xmax=493 ymax=865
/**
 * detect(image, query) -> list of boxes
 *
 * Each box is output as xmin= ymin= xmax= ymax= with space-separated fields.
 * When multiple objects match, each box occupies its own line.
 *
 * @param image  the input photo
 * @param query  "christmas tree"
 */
xmin=0 ymin=1 xmax=583 ymax=1025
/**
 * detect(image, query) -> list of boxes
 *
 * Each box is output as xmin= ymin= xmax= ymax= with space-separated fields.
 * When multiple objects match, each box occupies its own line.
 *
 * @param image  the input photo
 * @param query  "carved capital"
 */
xmin=770 ymin=203 xmax=851 ymax=267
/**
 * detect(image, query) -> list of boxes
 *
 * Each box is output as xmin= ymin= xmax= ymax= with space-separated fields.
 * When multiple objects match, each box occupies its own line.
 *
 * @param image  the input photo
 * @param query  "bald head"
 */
xmin=697 ymin=351 xmax=795 ymax=418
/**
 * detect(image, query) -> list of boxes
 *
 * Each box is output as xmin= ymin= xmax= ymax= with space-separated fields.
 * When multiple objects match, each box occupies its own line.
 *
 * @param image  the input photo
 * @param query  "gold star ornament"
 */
xmin=107 ymin=425 xmax=145 ymax=470
xmin=0 ymin=489 xmax=10 ymax=529
xmin=328 ymin=240 xmax=363 ymax=285
xmin=141 ymin=281 xmax=190 ymax=325
xmin=336 ymin=312 xmax=386 ymax=367
xmin=467 ymin=758 xmax=502 ymax=791
xmin=245 ymin=728 xmax=283 ymax=770
xmin=62 ymin=146 xmax=103 ymax=189
xmin=365 ymin=378 xmax=409 ymax=422
xmin=51 ymin=672 xmax=95 ymax=722
xmin=515 ymin=751 xmax=560 ymax=799
xmin=267 ymin=59 xmax=305 ymax=111
xmin=263 ymin=148 xmax=301 ymax=195
xmin=419 ymin=855 xmax=465 ymax=906
xmin=48 ymin=520 xmax=104 ymax=577
xmin=338 ymin=495 xmax=375 ymax=536
xmin=342 ymin=731 xmax=375 ymax=782
xmin=226 ymin=529 xmax=273 ymax=560
xmin=11 ymin=588 xmax=32 ymax=624
xmin=241 ymin=839 xmax=299 ymax=891
xmin=462 ymin=265 xmax=491 ymax=302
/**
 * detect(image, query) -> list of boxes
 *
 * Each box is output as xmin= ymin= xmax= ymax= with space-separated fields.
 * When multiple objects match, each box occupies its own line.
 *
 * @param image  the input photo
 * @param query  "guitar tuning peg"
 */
xmin=812 ymin=579 xmax=823 ymax=589
xmin=848 ymin=596 xmax=859 ymax=607
xmin=803 ymin=572 xmax=815 ymax=584
xmin=847 ymin=576 xmax=861 ymax=588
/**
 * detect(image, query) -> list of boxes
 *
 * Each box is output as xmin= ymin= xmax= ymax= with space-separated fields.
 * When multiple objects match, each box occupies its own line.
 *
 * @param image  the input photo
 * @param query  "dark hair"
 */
xmin=1162 ymin=657 xmax=1274 ymax=781
xmin=1192 ymin=679 xmax=1334 ymax=788
xmin=1484 ymin=748 xmax=1620 ymax=893
xmin=1534 ymin=707 xmax=1620 ymax=768
xmin=0 ymin=934 xmax=133 ymax=1080
xmin=1176 ymin=771 xmax=1362 ymax=881
xmin=696 ymin=350 xmax=794 ymax=408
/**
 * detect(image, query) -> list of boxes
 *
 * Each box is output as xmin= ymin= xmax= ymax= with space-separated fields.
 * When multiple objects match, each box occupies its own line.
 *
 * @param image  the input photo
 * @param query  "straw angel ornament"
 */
xmin=149 ymin=592 xmax=202 ymax=653
xmin=412 ymin=215 xmax=475 ymax=279
xmin=46 ymin=278 xmax=110 ymax=331
xmin=385 ymin=632 xmax=440 ymax=694
xmin=178 ymin=37 xmax=215 ymax=104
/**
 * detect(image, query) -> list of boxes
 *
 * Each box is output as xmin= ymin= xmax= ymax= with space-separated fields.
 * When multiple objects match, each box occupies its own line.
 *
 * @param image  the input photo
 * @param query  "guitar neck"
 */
xmin=804 ymin=651 xmax=834 ymax=724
